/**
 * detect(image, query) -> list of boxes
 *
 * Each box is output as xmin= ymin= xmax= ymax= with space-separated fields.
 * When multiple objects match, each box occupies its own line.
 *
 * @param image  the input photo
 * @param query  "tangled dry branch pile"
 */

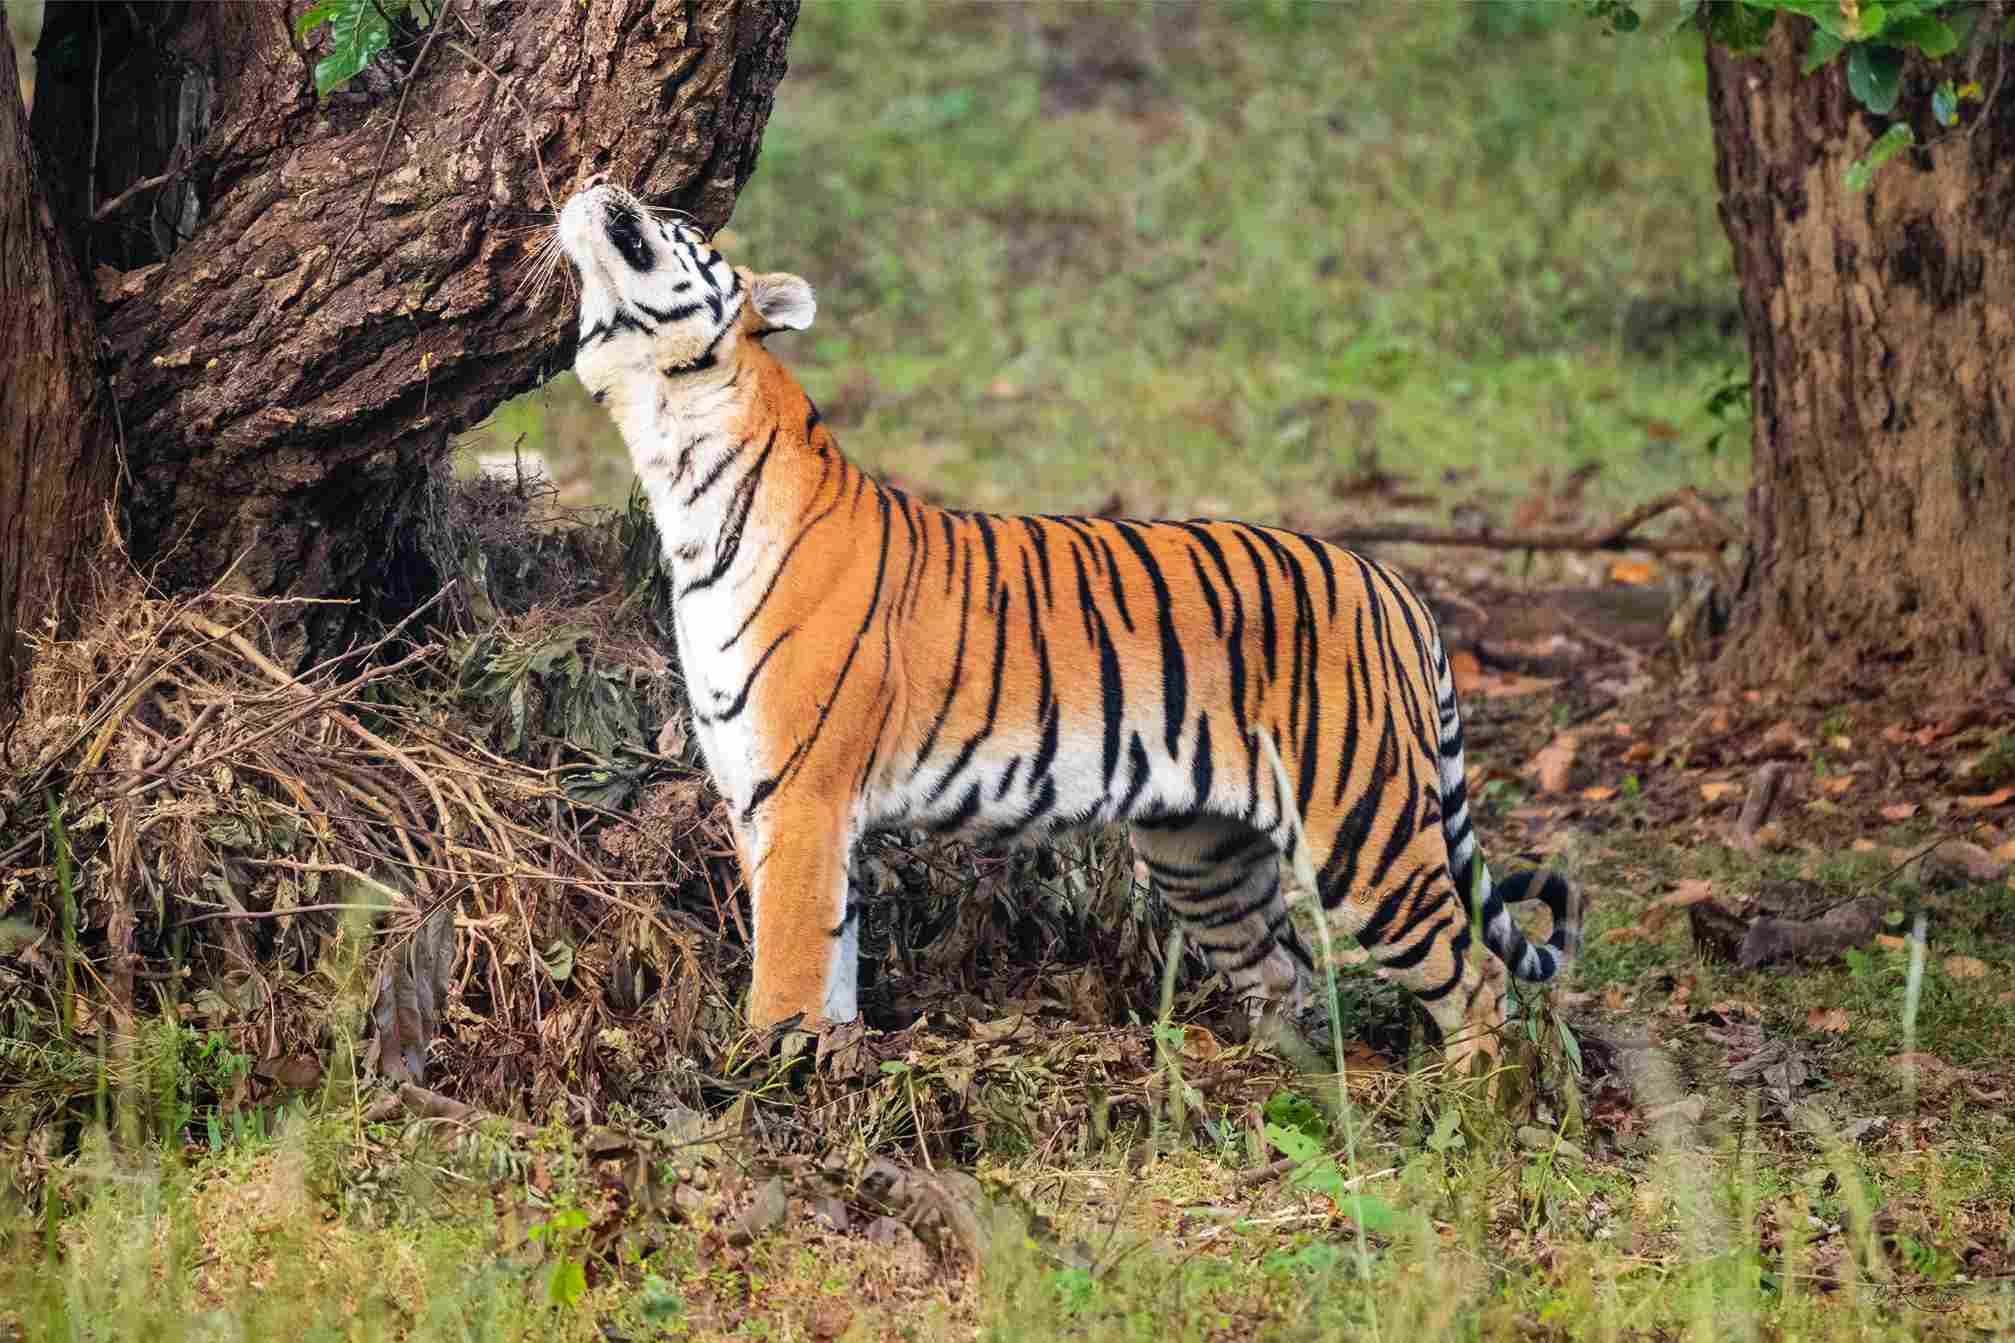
xmin=0 ymin=485 xmax=1196 ymax=1156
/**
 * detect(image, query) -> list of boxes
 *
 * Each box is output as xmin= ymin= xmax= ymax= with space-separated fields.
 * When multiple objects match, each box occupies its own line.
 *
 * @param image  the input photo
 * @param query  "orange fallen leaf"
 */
xmin=1851 ymin=838 xmax=1880 ymax=852
xmin=1608 ymin=557 xmax=1659 ymax=586
xmin=1622 ymin=741 xmax=1653 ymax=765
xmin=1994 ymin=838 xmax=2015 ymax=863
xmin=1806 ymin=1007 xmax=1850 ymax=1033
xmin=1877 ymin=934 xmax=1910 ymax=949
xmin=1882 ymin=724 xmax=1912 ymax=746
xmin=1601 ymin=983 xmax=1630 ymax=1011
xmin=1956 ymin=785 xmax=2015 ymax=812
xmin=1614 ymin=722 xmax=1635 ymax=738
xmin=1879 ymin=802 xmax=1919 ymax=822
xmin=1943 ymin=954 xmax=1989 ymax=980
xmin=1818 ymin=775 xmax=1855 ymax=797
xmin=1481 ymin=672 xmax=1564 ymax=700
xmin=1641 ymin=879 xmax=1715 ymax=931
xmin=1525 ymin=733 xmax=1580 ymax=795
xmin=1449 ymin=648 xmax=1484 ymax=695
xmin=1581 ymin=785 xmax=1619 ymax=802
xmin=1600 ymin=925 xmax=1648 ymax=944
xmin=1700 ymin=781 xmax=1741 ymax=803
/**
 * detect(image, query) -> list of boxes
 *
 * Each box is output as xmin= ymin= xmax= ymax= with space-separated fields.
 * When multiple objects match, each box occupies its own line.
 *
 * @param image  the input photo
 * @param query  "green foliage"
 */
xmin=1845 ymin=122 xmax=1915 ymax=189
xmin=294 ymin=0 xmax=433 ymax=98
xmin=1601 ymin=0 xmax=1994 ymax=189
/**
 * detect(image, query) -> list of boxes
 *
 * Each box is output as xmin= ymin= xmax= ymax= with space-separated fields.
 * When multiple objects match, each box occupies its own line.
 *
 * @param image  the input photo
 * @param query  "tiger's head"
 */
xmin=557 ymin=177 xmax=815 ymax=400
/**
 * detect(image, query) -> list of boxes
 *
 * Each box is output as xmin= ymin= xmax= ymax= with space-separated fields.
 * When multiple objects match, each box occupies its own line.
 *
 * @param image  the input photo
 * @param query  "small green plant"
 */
xmin=526 ymin=1205 xmax=592 ymax=1310
xmin=294 ymin=0 xmax=437 ymax=97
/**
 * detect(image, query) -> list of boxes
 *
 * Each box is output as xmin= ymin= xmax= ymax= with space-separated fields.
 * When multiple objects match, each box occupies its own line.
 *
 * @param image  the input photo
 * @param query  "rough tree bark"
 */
xmin=1 ymin=0 xmax=798 ymax=709
xmin=0 ymin=33 xmax=114 ymax=718
xmin=1706 ymin=16 xmax=2015 ymax=687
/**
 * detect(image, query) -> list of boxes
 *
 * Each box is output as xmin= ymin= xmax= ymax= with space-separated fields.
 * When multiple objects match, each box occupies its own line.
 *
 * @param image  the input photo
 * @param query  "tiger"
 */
xmin=553 ymin=176 xmax=1580 ymax=1075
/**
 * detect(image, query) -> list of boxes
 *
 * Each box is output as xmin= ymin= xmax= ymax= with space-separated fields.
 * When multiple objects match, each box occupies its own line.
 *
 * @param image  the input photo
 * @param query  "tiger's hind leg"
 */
xmin=1319 ymin=824 xmax=1503 ymax=1082
xmin=1128 ymin=817 xmax=1314 ymax=1044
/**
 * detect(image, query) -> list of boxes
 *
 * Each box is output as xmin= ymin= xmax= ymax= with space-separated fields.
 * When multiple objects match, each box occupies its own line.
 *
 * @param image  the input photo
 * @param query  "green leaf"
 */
xmin=1339 ymin=1192 xmax=1401 ymax=1234
xmin=309 ymin=0 xmax=405 ymax=98
xmin=1933 ymin=79 xmax=1959 ymax=126
xmin=294 ymin=1 xmax=343 ymax=40
xmin=1557 ymin=1018 xmax=1585 ymax=1076
xmin=1845 ymin=122 xmax=1915 ymax=190
xmin=1846 ymin=43 xmax=1906 ymax=115
xmin=547 ymin=1258 xmax=588 ymax=1309
xmin=1885 ymin=14 xmax=1958 ymax=56
xmin=1803 ymin=29 xmax=1846 ymax=74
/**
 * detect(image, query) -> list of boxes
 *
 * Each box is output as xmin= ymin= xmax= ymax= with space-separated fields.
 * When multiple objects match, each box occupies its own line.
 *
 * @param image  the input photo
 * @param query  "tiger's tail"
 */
xmin=1428 ymin=634 xmax=1581 ymax=984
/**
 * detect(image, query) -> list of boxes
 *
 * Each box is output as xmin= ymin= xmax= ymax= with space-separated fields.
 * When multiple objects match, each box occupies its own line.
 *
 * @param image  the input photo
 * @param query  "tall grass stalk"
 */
xmin=1258 ymin=727 xmax=1379 ymax=1335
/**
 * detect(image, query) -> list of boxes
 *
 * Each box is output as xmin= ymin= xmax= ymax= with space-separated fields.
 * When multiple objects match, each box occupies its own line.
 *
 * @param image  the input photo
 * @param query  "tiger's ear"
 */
xmin=751 ymin=271 xmax=816 ymax=332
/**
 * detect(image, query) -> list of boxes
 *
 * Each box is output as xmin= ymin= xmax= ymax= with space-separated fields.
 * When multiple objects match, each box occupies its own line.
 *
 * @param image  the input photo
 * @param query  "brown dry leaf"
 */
xmin=1581 ymin=785 xmax=1619 ymax=802
xmin=1818 ymin=775 xmax=1855 ymax=797
xmin=1806 ymin=1006 xmax=1850 ymax=1033
xmin=1994 ymin=838 xmax=2015 ymax=863
xmin=1879 ymin=802 xmax=1919 ymax=822
xmin=1642 ymin=879 xmax=1716 ymax=931
xmin=1943 ymin=955 xmax=1990 ymax=980
xmin=1608 ymin=557 xmax=1659 ymax=586
xmin=1449 ymin=648 xmax=1484 ymax=695
xmin=1700 ymin=781 xmax=1742 ymax=803
xmin=1177 ymin=1024 xmax=1225 ymax=1062
xmin=1882 ymin=723 xmax=1912 ymax=746
xmin=1956 ymin=785 xmax=2015 ymax=812
xmin=1525 ymin=733 xmax=1580 ymax=795
xmin=1758 ymin=720 xmax=1808 ymax=753
xmin=1600 ymin=925 xmax=1648 ymax=944
xmin=1622 ymin=741 xmax=1654 ymax=765
xmin=1851 ymin=838 xmax=1880 ymax=852
xmin=1601 ymin=983 xmax=1630 ymax=1011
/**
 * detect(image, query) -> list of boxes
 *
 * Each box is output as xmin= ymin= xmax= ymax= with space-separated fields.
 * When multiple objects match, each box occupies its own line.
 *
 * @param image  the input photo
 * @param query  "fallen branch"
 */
xmin=1325 ymin=488 xmax=1732 ymax=556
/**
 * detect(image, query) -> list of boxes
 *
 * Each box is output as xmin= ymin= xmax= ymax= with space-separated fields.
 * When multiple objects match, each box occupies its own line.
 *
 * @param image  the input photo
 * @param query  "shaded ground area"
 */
xmin=3 ymin=473 xmax=2011 ymax=1340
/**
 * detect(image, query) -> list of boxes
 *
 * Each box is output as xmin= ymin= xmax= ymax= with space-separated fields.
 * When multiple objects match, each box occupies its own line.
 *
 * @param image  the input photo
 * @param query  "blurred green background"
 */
xmin=461 ymin=0 xmax=1744 ymax=533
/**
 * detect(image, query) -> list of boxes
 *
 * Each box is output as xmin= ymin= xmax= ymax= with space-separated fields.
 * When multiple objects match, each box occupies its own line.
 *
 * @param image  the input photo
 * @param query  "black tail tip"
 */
xmin=1492 ymin=869 xmax=1582 ymax=960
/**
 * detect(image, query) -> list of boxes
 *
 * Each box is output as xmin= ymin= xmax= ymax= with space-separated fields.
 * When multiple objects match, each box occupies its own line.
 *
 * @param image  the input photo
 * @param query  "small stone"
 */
xmin=725 ymin=1176 xmax=786 ymax=1246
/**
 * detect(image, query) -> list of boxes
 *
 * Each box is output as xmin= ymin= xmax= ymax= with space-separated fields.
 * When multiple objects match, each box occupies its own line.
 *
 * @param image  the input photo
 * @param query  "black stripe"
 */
xmin=1187 ymin=548 xmax=1224 ymax=637
xmin=911 ymin=547 xmax=975 ymax=774
xmin=679 ymin=437 xmax=774 ymax=598
xmin=1020 ymin=517 xmax=1055 ymax=608
xmin=1113 ymin=521 xmax=1187 ymax=761
xmin=686 ymin=429 xmax=763 ymax=506
xmin=697 ymin=627 xmax=794 ymax=724
xmin=744 ymin=487 xmax=894 ymax=818
xmin=924 ymin=578 xmax=1012 ymax=806
xmin=1190 ymin=711 xmax=1214 ymax=812
xmin=722 ymin=448 xmax=840 ymax=651
xmin=1116 ymin=731 xmax=1152 ymax=817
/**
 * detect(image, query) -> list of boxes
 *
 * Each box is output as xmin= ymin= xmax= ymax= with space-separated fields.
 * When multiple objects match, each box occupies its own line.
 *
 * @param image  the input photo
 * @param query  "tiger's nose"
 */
xmin=581 ymin=171 xmax=611 ymax=191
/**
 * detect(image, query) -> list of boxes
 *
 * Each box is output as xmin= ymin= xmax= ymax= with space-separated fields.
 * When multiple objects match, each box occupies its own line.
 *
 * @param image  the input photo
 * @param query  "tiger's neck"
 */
xmin=612 ymin=341 xmax=833 ymax=583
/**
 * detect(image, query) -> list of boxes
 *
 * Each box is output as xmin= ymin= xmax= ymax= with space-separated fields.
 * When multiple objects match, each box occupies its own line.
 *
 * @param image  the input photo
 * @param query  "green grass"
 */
xmin=461 ymin=1 xmax=1747 ymax=528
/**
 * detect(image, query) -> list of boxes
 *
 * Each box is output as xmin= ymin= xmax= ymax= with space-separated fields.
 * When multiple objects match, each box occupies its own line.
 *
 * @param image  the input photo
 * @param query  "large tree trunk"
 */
xmin=2 ymin=0 xmax=797 ymax=701
xmin=0 ymin=31 xmax=114 ymax=719
xmin=1706 ymin=17 xmax=2015 ymax=688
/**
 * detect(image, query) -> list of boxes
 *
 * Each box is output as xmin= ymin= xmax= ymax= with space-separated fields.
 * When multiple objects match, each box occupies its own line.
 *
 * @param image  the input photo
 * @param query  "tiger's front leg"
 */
xmin=743 ymin=801 xmax=859 ymax=1031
